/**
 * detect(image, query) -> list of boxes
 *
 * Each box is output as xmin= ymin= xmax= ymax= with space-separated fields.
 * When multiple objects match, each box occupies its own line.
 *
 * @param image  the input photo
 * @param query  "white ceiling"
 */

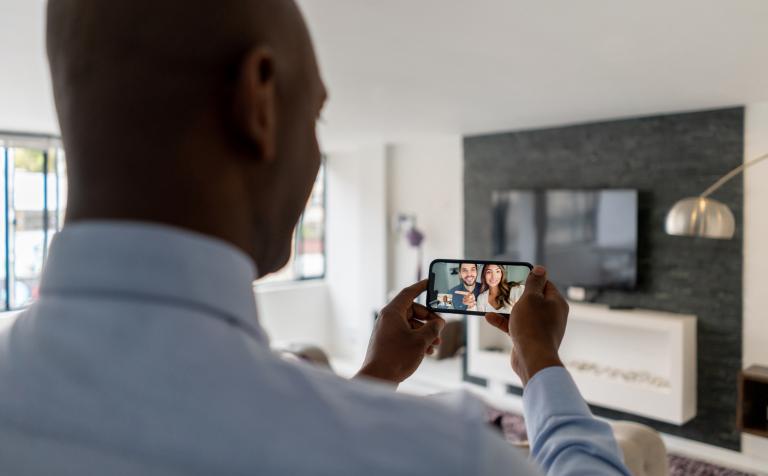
xmin=2 ymin=0 xmax=768 ymax=148
xmin=298 ymin=0 xmax=768 ymax=148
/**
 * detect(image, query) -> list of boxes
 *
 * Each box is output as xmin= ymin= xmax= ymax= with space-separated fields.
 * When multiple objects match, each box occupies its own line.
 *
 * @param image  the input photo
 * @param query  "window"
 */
xmin=0 ymin=133 xmax=324 ymax=308
xmin=258 ymin=163 xmax=326 ymax=283
xmin=0 ymin=134 xmax=66 ymax=311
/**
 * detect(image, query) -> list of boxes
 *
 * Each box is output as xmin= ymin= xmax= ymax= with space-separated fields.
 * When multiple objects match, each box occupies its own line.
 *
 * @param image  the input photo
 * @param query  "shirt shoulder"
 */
xmin=0 ymin=297 xmax=530 ymax=475
xmin=244 ymin=354 xmax=526 ymax=475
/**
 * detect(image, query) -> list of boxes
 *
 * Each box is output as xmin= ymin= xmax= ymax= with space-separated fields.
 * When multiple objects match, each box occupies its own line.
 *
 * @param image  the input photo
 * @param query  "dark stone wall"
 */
xmin=463 ymin=108 xmax=744 ymax=450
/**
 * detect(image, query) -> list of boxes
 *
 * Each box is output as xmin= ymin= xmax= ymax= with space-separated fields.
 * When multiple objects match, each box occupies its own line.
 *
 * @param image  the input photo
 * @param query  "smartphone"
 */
xmin=427 ymin=259 xmax=533 ymax=316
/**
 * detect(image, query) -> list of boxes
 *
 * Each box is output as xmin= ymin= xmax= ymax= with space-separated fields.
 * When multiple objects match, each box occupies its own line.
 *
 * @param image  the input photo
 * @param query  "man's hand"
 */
xmin=356 ymin=280 xmax=445 ymax=385
xmin=457 ymin=291 xmax=476 ymax=308
xmin=484 ymin=266 xmax=568 ymax=386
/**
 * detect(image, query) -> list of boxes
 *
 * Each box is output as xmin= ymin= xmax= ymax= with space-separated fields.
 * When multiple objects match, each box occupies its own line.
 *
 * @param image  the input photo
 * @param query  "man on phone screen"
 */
xmin=449 ymin=262 xmax=481 ymax=310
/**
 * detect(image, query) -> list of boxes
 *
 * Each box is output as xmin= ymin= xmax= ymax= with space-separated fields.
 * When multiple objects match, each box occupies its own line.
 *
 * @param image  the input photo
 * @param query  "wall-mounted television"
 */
xmin=492 ymin=189 xmax=638 ymax=290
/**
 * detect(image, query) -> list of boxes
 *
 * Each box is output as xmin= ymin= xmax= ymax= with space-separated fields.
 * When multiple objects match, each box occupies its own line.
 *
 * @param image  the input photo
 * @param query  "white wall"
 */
xmin=386 ymin=136 xmax=464 ymax=296
xmin=742 ymin=101 xmax=768 ymax=460
xmin=0 ymin=0 xmax=58 ymax=133
xmin=325 ymin=145 xmax=388 ymax=359
xmin=254 ymin=281 xmax=331 ymax=349
xmin=254 ymin=145 xmax=389 ymax=361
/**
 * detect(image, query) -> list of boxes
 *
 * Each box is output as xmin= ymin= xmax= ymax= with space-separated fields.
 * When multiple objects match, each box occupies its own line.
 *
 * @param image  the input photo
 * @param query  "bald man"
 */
xmin=0 ymin=1 xmax=629 ymax=475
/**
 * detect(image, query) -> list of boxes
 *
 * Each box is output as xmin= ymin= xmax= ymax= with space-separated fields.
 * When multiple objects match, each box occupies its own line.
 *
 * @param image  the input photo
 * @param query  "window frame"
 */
xmin=0 ymin=131 xmax=63 ymax=311
xmin=257 ymin=160 xmax=328 ymax=285
xmin=292 ymin=160 xmax=327 ymax=282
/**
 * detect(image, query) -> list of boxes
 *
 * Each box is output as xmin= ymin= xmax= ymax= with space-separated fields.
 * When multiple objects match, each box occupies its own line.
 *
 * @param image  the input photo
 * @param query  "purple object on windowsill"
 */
xmin=406 ymin=227 xmax=425 ymax=248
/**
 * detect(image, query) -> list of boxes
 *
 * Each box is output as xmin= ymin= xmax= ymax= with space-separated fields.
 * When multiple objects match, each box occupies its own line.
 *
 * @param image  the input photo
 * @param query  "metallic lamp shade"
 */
xmin=664 ymin=197 xmax=735 ymax=239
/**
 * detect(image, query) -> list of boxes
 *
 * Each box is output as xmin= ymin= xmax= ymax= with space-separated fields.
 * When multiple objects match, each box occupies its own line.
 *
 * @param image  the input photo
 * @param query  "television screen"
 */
xmin=492 ymin=189 xmax=638 ymax=289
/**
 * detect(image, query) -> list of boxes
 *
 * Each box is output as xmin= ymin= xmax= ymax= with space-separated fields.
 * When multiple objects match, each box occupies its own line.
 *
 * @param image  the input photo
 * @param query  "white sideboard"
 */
xmin=466 ymin=302 xmax=697 ymax=425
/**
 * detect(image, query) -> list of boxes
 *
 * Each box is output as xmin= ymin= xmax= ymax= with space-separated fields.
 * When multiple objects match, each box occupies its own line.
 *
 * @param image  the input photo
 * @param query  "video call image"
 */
xmin=428 ymin=262 xmax=531 ymax=315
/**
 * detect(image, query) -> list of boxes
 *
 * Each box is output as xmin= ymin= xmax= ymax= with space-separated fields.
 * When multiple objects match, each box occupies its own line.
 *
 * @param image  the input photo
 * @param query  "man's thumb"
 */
xmin=524 ymin=265 xmax=548 ymax=295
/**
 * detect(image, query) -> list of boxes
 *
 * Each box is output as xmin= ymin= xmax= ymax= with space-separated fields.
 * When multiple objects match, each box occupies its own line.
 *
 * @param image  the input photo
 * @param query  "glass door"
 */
xmin=8 ymin=147 xmax=47 ymax=308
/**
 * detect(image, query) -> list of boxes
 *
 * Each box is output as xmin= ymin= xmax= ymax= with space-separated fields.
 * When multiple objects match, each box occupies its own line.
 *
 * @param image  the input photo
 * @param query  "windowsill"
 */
xmin=254 ymin=278 xmax=326 ymax=293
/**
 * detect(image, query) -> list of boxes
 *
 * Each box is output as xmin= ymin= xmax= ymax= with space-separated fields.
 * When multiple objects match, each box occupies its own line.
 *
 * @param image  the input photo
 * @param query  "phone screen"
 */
xmin=427 ymin=260 xmax=532 ymax=316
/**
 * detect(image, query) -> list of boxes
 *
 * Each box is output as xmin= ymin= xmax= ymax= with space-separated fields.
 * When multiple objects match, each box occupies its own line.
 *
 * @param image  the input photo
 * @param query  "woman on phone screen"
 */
xmin=469 ymin=264 xmax=524 ymax=314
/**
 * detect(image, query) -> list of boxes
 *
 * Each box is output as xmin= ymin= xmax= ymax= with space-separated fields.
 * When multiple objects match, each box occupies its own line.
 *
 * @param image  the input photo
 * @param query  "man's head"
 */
xmin=46 ymin=0 xmax=326 ymax=277
xmin=458 ymin=263 xmax=477 ymax=288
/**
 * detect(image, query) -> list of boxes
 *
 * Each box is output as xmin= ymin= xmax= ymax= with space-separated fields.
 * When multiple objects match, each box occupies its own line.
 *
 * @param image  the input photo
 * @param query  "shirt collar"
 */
xmin=40 ymin=220 xmax=268 ymax=344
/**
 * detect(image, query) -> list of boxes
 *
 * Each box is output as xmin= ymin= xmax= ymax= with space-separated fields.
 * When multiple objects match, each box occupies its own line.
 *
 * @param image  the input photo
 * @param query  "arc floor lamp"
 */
xmin=665 ymin=153 xmax=768 ymax=239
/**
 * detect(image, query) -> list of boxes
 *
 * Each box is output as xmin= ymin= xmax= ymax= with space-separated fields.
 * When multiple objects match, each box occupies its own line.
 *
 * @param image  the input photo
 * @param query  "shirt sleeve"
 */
xmin=450 ymin=288 xmax=467 ymax=311
xmin=431 ymin=391 xmax=543 ymax=476
xmin=523 ymin=367 xmax=631 ymax=476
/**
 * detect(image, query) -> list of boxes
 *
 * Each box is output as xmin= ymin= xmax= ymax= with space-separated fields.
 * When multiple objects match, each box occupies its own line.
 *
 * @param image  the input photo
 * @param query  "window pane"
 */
xmin=0 ymin=147 xmax=6 ymax=309
xmin=295 ymin=165 xmax=325 ymax=279
xmin=257 ymin=164 xmax=326 ymax=283
xmin=45 ymin=149 xmax=67 ymax=253
xmin=9 ymin=148 xmax=46 ymax=308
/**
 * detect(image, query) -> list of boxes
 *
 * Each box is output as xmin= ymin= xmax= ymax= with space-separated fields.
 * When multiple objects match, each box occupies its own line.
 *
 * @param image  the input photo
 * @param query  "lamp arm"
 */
xmin=700 ymin=152 xmax=768 ymax=198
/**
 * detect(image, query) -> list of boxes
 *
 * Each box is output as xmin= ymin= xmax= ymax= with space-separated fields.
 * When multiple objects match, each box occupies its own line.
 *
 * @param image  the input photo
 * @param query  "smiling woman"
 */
xmin=473 ymin=264 xmax=524 ymax=314
xmin=0 ymin=132 xmax=65 ymax=310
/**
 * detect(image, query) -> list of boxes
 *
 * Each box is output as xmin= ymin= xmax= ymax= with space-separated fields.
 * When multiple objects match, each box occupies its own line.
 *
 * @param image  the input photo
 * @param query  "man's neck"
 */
xmin=464 ymin=283 xmax=476 ymax=292
xmin=65 ymin=152 xmax=260 ymax=261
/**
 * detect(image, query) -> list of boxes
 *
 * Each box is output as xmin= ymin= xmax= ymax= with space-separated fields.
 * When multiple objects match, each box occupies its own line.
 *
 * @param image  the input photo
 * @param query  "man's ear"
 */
xmin=233 ymin=47 xmax=277 ymax=162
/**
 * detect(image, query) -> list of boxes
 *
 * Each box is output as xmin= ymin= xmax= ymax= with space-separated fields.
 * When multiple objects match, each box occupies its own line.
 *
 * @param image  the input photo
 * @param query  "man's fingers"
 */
xmin=392 ymin=280 xmax=428 ymax=307
xmin=405 ymin=304 xmax=414 ymax=320
xmin=417 ymin=316 xmax=445 ymax=341
xmin=413 ymin=303 xmax=442 ymax=321
xmin=542 ymin=281 xmax=558 ymax=300
xmin=523 ymin=265 xmax=547 ymax=296
xmin=394 ymin=290 xmax=446 ymax=341
xmin=543 ymin=280 xmax=566 ymax=303
xmin=410 ymin=320 xmax=443 ymax=347
xmin=484 ymin=313 xmax=509 ymax=334
xmin=543 ymin=281 xmax=569 ymax=338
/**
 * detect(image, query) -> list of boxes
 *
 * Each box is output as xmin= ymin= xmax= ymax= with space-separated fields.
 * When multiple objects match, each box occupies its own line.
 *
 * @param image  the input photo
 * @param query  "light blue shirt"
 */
xmin=0 ymin=222 xmax=629 ymax=475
